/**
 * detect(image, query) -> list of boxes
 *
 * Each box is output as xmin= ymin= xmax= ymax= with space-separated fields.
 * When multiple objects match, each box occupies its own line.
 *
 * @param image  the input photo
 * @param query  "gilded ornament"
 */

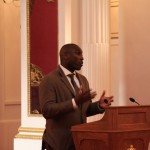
xmin=127 ymin=145 xmax=136 ymax=150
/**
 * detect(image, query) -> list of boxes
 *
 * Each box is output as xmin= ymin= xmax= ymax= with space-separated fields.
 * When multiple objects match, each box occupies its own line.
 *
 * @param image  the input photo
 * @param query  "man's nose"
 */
xmin=80 ymin=55 xmax=84 ymax=60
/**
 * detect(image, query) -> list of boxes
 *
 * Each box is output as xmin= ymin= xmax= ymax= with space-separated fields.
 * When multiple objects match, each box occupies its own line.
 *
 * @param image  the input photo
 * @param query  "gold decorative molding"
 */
xmin=110 ymin=32 xmax=119 ymax=39
xmin=28 ymin=113 xmax=42 ymax=117
xmin=3 ymin=0 xmax=20 ymax=7
xmin=3 ymin=0 xmax=19 ymax=3
xmin=18 ymin=127 xmax=44 ymax=133
xmin=5 ymin=100 xmax=21 ymax=106
xmin=110 ymin=0 xmax=119 ymax=7
xmin=15 ymin=134 xmax=42 ymax=140
xmin=127 ymin=145 xmax=136 ymax=150
xmin=15 ymin=127 xmax=44 ymax=140
xmin=110 ymin=0 xmax=119 ymax=39
xmin=27 ymin=0 xmax=44 ymax=117
xmin=47 ymin=0 xmax=54 ymax=2
xmin=30 ymin=64 xmax=45 ymax=85
xmin=26 ymin=0 xmax=31 ymax=117
xmin=111 ymin=37 xmax=119 ymax=39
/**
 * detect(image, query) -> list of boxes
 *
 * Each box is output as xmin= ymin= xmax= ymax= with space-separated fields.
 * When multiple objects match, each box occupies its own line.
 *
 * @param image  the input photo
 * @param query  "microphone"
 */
xmin=104 ymin=99 xmax=108 ymax=104
xmin=129 ymin=97 xmax=140 ymax=105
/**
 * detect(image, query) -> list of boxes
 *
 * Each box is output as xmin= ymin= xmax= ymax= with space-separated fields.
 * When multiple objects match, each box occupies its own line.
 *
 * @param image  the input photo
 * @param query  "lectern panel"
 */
xmin=80 ymin=139 xmax=106 ymax=150
xmin=118 ymin=112 xmax=146 ymax=124
xmin=71 ymin=106 xmax=150 ymax=150
xmin=72 ymin=132 xmax=109 ymax=150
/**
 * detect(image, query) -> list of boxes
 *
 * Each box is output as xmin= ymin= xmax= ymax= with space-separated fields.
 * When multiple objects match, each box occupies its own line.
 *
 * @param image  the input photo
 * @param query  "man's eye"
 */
xmin=76 ymin=52 xmax=82 ymax=55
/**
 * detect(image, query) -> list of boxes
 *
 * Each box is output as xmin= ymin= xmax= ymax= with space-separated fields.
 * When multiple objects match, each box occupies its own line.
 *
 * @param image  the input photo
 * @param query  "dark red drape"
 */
xmin=30 ymin=0 xmax=58 ymax=74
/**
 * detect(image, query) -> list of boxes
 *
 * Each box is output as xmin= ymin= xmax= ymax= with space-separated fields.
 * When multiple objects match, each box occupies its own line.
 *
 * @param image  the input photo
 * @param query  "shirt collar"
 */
xmin=59 ymin=64 xmax=76 ymax=76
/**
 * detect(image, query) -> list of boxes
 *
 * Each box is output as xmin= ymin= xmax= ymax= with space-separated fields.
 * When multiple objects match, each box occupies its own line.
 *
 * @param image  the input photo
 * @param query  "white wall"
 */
xmin=0 ymin=0 xmax=21 ymax=150
xmin=119 ymin=0 xmax=150 ymax=105
xmin=110 ymin=0 xmax=150 ymax=106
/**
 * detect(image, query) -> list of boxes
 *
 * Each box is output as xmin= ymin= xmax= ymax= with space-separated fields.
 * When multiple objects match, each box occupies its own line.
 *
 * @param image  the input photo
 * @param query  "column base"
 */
xmin=14 ymin=126 xmax=44 ymax=150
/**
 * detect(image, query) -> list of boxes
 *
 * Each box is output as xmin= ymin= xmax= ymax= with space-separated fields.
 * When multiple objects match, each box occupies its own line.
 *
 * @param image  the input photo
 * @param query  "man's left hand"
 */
xmin=99 ymin=90 xmax=114 ymax=108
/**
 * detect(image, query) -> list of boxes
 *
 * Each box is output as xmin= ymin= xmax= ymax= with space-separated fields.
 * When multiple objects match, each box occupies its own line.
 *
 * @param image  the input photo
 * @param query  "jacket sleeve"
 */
xmin=86 ymin=101 xmax=105 ymax=117
xmin=39 ymin=75 xmax=75 ymax=119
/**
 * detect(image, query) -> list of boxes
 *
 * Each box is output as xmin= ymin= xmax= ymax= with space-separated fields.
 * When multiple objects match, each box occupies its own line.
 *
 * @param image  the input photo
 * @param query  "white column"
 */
xmin=14 ymin=1 xmax=44 ymax=150
xmin=81 ymin=0 xmax=110 ymax=99
xmin=80 ymin=0 xmax=110 ymax=122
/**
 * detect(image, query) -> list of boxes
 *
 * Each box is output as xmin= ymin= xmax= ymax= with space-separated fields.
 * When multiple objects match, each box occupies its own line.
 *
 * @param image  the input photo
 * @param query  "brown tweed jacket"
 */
xmin=39 ymin=66 xmax=104 ymax=150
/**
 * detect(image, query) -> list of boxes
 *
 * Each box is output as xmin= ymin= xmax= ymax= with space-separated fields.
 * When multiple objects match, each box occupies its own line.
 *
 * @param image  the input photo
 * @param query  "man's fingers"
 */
xmin=78 ymin=85 xmax=83 ymax=94
xmin=81 ymin=89 xmax=97 ymax=100
xmin=100 ymin=90 xmax=105 ymax=98
xmin=109 ymin=96 xmax=114 ymax=99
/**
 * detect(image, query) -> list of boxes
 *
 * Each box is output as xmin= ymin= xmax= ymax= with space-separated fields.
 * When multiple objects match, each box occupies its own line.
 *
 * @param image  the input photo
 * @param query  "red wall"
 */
xmin=30 ymin=0 xmax=58 ymax=74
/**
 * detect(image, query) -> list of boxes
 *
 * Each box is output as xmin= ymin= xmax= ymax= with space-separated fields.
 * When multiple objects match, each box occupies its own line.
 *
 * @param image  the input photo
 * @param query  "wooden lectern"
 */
xmin=71 ymin=105 xmax=150 ymax=150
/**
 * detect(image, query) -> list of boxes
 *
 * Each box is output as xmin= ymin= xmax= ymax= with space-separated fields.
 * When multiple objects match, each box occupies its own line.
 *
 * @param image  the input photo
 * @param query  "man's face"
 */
xmin=66 ymin=47 xmax=84 ymax=72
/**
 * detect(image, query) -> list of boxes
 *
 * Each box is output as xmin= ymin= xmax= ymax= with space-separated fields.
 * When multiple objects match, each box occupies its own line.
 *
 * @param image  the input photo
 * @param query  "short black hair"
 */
xmin=59 ymin=43 xmax=80 ymax=62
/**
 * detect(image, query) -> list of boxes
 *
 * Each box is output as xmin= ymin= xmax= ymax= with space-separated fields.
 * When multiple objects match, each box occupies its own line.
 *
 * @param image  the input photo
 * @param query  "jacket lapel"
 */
xmin=58 ymin=67 xmax=76 ymax=97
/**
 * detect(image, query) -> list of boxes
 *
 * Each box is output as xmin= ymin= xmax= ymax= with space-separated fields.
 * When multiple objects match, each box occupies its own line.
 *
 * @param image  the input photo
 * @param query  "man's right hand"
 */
xmin=74 ymin=86 xmax=97 ymax=106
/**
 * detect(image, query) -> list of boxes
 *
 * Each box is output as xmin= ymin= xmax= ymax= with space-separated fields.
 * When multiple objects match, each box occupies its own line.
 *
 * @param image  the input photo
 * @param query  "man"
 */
xmin=39 ymin=43 xmax=113 ymax=150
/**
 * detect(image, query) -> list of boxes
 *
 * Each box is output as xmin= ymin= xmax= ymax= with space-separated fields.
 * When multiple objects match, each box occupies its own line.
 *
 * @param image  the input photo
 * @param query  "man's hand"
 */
xmin=75 ymin=86 xmax=97 ymax=106
xmin=99 ymin=90 xmax=114 ymax=108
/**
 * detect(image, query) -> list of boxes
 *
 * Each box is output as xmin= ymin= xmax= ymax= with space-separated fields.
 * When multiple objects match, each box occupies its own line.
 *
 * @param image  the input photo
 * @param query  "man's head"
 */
xmin=59 ymin=43 xmax=84 ymax=72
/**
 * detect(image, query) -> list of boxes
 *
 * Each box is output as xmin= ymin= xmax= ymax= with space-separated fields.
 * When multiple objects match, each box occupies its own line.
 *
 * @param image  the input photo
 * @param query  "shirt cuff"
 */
xmin=97 ymin=103 xmax=105 ymax=113
xmin=72 ymin=98 xmax=78 ymax=109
